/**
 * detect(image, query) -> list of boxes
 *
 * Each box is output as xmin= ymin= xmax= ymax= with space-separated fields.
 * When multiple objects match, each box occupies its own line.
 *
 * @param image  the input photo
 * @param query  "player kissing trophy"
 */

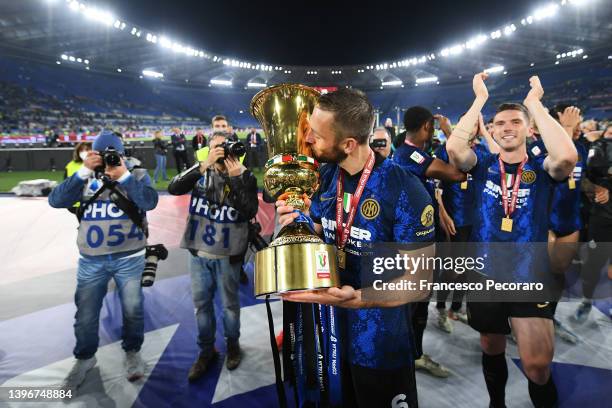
xmin=250 ymin=84 xmax=339 ymax=296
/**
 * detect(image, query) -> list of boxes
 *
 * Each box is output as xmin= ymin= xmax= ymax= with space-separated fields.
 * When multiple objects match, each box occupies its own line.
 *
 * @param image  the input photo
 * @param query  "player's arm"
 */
xmin=478 ymin=113 xmax=500 ymax=154
xmin=425 ymin=158 xmax=467 ymax=183
xmin=523 ymin=76 xmax=577 ymax=181
xmin=447 ymin=72 xmax=489 ymax=171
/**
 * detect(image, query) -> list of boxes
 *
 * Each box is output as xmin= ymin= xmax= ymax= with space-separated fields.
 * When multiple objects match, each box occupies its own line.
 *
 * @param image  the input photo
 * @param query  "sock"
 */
xmin=528 ymin=376 xmax=558 ymax=408
xmin=411 ymin=302 xmax=428 ymax=358
xmin=482 ymin=352 xmax=508 ymax=408
xmin=435 ymin=301 xmax=446 ymax=310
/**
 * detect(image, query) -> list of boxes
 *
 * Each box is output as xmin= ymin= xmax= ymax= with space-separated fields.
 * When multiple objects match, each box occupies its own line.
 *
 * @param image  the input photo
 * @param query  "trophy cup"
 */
xmin=251 ymin=84 xmax=339 ymax=297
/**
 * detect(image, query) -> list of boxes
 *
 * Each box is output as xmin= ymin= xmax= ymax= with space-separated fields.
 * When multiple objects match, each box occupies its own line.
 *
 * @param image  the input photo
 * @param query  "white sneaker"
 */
xmin=574 ymin=301 xmax=592 ymax=323
xmin=125 ymin=351 xmax=145 ymax=382
xmin=61 ymin=356 xmax=97 ymax=393
xmin=448 ymin=309 xmax=469 ymax=324
xmin=554 ymin=318 xmax=578 ymax=344
xmin=415 ymin=354 xmax=450 ymax=378
xmin=436 ymin=308 xmax=453 ymax=333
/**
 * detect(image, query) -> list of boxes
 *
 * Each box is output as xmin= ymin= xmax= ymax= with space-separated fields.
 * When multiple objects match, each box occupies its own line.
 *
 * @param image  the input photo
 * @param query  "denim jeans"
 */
xmin=154 ymin=154 xmax=168 ymax=182
xmin=73 ymin=254 xmax=145 ymax=359
xmin=190 ymin=254 xmax=241 ymax=354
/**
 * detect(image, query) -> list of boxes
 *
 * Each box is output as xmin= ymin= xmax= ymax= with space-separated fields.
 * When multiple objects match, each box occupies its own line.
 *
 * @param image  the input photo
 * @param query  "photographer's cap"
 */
xmin=93 ymin=129 xmax=124 ymax=154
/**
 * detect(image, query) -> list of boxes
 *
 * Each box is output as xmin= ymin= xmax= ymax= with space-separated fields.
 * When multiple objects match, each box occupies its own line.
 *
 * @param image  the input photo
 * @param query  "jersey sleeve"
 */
xmin=433 ymin=145 xmax=448 ymax=163
xmin=469 ymin=147 xmax=494 ymax=181
xmin=392 ymin=168 xmax=435 ymax=243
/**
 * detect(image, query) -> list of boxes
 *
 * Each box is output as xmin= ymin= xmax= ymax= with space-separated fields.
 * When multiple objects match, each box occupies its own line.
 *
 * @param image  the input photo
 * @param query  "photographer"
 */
xmin=48 ymin=130 xmax=158 ymax=392
xmin=168 ymin=131 xmax=258 ymax=380
xmin=171 ymin=127 xmax=190 ymax=173
xmin=574 ymin=124 xmax=612 ymax=321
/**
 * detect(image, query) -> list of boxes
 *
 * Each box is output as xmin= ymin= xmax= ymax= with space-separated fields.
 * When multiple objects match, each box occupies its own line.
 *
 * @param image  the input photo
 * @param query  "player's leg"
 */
xmin=511 ymin=311 xmax=557 ymax=407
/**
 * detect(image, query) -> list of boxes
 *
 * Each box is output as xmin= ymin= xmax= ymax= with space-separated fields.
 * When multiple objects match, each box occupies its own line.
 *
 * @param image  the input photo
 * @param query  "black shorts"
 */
xmin=467 ymin=301 xmax=554 ymax=335
xmin=341 ymin=362 xmax=418 ymax=408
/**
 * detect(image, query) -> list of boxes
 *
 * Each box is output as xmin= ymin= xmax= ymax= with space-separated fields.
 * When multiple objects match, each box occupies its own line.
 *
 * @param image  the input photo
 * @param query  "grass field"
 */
xmin=0 ymin=167 xmax=265 ymax=193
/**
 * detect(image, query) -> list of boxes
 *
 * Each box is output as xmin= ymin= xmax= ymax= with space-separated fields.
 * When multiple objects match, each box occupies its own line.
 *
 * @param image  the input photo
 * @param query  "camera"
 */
xmin=99 ymin=146 xmax=122 ymax=167
xmin=370 ymin=139 xmax=387 ymax=149
xmin=141 ymin=244 xmax=169 ymax=287
xmin=248 ymin=221 xmax=268 ymax=251
xmin=217 ymin=141 xmax=246 ymax=163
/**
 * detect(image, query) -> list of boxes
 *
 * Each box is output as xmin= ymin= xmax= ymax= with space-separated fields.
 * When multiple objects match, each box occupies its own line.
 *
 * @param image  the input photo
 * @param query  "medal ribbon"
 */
xmin=498 ymin=156 xmax=527 ymax=219
xmin=335 ymin=150 xmax=375 ymax=250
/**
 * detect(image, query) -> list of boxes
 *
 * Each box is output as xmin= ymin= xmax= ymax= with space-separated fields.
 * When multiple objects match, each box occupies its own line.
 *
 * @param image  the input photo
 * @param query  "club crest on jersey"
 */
xmin=521 ymin=170 xmax=537 ymax=184
xmin=410 ymin=151 xmax=425 ymax=164
xmin=531 ymin=146 xmax=542 ymax=156
xmin=360 ymin=198 xmax=380 ymax=220
xmin=421 ymin=204 xmax=435 ymax=227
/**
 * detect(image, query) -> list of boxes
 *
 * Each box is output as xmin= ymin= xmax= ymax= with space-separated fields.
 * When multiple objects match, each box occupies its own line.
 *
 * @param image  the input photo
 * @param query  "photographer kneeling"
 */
xmin=48 ymin=130 xmax=159 ymax=392
xmin=168 ymin=131 xmax=258 ymax=381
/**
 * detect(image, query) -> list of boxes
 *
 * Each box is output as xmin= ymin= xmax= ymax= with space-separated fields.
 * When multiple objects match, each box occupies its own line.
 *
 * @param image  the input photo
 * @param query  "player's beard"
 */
xmin=312 ymin=144 xmax=348 ymax=163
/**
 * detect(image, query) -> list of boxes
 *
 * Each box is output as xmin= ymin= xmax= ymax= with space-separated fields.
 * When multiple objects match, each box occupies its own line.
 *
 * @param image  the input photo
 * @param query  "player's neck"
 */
xmin=340 ymin=144 xmax=373 ymax=176
xmin=406 ymin=133 xmax=424 ymax=149
xmin=499 ymin=145 xmax=527 ymax=164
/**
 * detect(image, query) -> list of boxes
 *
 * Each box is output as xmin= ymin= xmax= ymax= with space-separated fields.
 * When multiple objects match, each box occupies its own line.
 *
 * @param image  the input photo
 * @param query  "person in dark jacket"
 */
xmin=153 ymin=130 xmax=168 ymax=183
xmin=171 ymin=127 xmax=190 ymax=173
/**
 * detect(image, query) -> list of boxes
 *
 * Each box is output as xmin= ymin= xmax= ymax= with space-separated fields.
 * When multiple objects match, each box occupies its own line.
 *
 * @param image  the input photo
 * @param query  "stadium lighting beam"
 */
xmin=484 ymin=65 xmax=505 ymax=74
xmin=211 ymin=79 xmax=232 ymax=86
xmin=381 ymin=80 xmax=402 ymax=87
xmin=533 ymin=4 xmax=559 ymax=20
xmin=415 ymin=76 xmax=438 ymax=84
xmin=247 ymin=82 xmax=267 ymax=88
xmin=142 ymin=70 xmax=164 ymax=79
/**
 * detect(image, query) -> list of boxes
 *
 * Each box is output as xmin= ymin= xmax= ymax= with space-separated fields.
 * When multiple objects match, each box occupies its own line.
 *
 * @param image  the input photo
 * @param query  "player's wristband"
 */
xmin=292 ymin=210 xmax=315 ymax=232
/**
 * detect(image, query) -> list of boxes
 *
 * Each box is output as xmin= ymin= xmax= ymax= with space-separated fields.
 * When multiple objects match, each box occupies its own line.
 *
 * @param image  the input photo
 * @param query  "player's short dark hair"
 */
xmin=495 ymin=103 xmax=530 ymax=123
xmin=212 ymin=115 xmax=227 ymax=124
xmin=317 ymin=88 xmax=374 ymax=144
xmin=403 ymin=106 xmax=434 ymax=133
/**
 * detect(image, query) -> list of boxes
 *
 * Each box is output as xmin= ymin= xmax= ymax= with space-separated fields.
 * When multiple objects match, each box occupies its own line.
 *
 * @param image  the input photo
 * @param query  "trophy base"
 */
xmin=254 ymin=242 xmax=339 ymax=297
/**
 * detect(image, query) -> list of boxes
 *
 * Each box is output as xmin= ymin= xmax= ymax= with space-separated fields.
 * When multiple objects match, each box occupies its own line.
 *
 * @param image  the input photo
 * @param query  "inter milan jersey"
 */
xmin=310 ymin=153 xmax=434 ymax=369
xmin=469 ymin=148 xmax=557 ymax=282
xmin=531 ymin=140 xmax=587 ymax=235
xmin=434 ymin=144 xmax=484 ymax=227
xmin=392 ymin=142 xmax=436 ymax=202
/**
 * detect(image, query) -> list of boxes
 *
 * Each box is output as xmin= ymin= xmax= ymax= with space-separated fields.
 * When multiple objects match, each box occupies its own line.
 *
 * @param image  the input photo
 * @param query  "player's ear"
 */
xmin=343 ymin=137 xmax=358 ymax=153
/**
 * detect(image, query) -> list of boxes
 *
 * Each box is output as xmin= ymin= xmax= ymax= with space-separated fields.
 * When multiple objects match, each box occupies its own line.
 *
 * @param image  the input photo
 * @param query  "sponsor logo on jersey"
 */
xmin=360 ymin=198 xmax=380 ymax=220
xmin=421 ymin=204 xmax=435 ymax=227
xmin=521 ymin=170 xmax=537 ymax=184
xmin=410 ymin=151 xmax=425 ymax=164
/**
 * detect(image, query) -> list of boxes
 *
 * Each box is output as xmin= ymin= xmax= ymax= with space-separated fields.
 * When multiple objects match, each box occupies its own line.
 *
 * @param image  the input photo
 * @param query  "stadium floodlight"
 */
xmin=465 ymin=34 xmax=487 ymax=49
xmin=415 ymin=76 xmax=438 ymax=84
xmin=69 ymin=56 xmax=75 ymax=62
xmin=533 ymin=4 xmax=559 ymax=20
xmin=568 ymin=0 xmax=590 ymax=6
xmin=142 ymin=70 xmax=164 ymax=79
xmin=117 ymin=68 xmax=122 ymax=73
xmin=211 ymin=79 xmax=232 ymax=86
xmin=484 ymin=65 xmax=505 ymax=74
xmin=56 ymin=61 xmax=61 ymax=65
xmin=84 ymin=59 xmax=89 ymax=64
xmin=76 ymin=58 xmax=82 ymax=62
xmin=61 ymin=54 xmax=68 ymax=60
xmin=382 ymin=80 xmax=402 ymax=87
xmin=247 ymin=82 xmax=267 ymax=88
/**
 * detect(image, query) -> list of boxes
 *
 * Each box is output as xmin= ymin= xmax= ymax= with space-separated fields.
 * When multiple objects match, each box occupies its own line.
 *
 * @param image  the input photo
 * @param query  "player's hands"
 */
xmin=434 ymin=114 xmax=452 ymax=136
xmin=83 ymin=151 xmax=103 ymax=171
xmin=594 ymin=185 xmax=610 ymax=204
xmin=523 ymin=76 xmax=544 ymax=107
xmin=473 ymin=72 xmax=489 ymax=100
xmin=276 ymin=193 xmax=311 ymax=226
xmin=281 ymin=285 xmax=357 ymax=306
xmin=104 ymin=158 xmax=129 ymax=181
xmin=557 ymin=106 xmax=581 ymax=130
xmin=225 ymin=156 xmax=243 ymax=177
xmin=439 ymin=210 xmax=457 ymax=237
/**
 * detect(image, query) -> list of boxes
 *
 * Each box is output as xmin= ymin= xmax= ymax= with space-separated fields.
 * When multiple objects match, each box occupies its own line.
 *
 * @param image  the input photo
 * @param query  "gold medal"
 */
xmin=501 ymin=217 xmax=513 ymax=232
xmin=568 ymin=178 xmax=576 ymax=190
xmin=337 ymin=249 xmax=346 ymax=270
xmin=460 ymin=181 xmax=468 ymax=190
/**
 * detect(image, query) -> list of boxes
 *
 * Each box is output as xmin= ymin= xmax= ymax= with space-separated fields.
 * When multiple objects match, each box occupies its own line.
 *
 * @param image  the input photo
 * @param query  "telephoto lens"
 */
xmin=142 ymin=244 xmax=169 ymax=287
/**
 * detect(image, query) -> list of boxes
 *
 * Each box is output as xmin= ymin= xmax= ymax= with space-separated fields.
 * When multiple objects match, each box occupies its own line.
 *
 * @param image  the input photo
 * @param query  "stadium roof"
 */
xmin=0 ymin=0 xmax=611 ymax=91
